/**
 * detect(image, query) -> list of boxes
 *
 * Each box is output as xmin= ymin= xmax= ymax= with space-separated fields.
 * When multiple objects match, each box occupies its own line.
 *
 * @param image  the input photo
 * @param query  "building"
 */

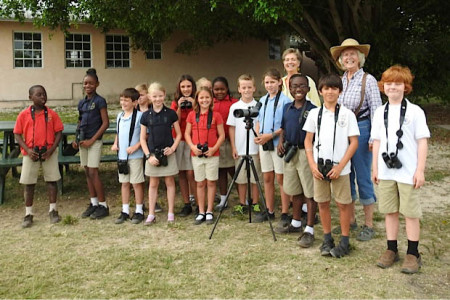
xmin=0 ymin=20 xmax=318 ymax=108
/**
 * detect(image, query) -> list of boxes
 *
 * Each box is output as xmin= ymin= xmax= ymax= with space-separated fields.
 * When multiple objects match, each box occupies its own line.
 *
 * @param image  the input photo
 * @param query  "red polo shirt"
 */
xmin=186 ymin=110 xmax=223 ymax=156
xmin=213 ymin=95 xmax=237 ymax=139
xmin=170 ymin=100 xmax=192 ymax=141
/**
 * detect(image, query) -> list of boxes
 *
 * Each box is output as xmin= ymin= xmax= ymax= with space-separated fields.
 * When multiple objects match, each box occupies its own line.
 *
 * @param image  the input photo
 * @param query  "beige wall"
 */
xmin=0 ymin=20 xmax=318 ymax=108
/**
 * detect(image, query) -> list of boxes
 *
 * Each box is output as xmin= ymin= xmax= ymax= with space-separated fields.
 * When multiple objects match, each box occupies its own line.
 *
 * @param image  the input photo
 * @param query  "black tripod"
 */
xmin=209 ymin=116 xmax=277 ymax=241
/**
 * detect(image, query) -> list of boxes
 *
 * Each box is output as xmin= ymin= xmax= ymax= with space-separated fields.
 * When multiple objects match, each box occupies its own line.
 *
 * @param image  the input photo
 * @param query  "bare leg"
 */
xmin=292 ymin=194 xmax=302 ymax=221
xmin=263 ymin=171 xmax=275 ymax=212
xmin=363 ymin=203 xmax=374 ymax=227
xmin=165 ymin=176 xmax=176 ymax=214
xmin=132 ymin=182 xmax=144 ymax=205
xmin=276 ymin=173 xmax=289 ymax=214
xmin=24 ymin=184 xmax=35 ymax=207
xmin=47 ymin=182 xmax=57 ymax=204
xmin=197 ymin=180 xmax=206 ymax=214
xmin=306 ymin=197 xmax=317 ymax=227
xmin=385 ymin=212 xmax=400 ymax=240
xmin=148 ymin=177 xmax=160 ymax=215
xmin=121 ymin=182 xmax=131 ymax=204
xmin=405 ymin=217 xmax=420 ymax=241
xmin=179 ymin=171 xmax=190 ymax=204
xmin=87 ymin=167 xmax=105 ymax=202
xmin=318 ymin=201 xmax=331 ymax=234
xmin=206 ymin=180 xmax=217 ymax=212
xmin=337 ymin=202 xmax=352 ymax=236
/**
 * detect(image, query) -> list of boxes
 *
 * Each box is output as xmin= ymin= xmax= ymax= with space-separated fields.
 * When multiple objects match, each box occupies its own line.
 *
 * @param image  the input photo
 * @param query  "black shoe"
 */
xmin=90 ymin=205 xmax=109 ymax=219
xmin=320 ymin=239 xmax=335 ymax=256
xmin=130 ymin=212 xmax=145 ymax=224
xmin=115 ymin=212 xmax=130 ymax=224
xmin=178 ymin=204 xmax=193 ymax=217
xmin=330 ymin=243 xmax=351 ymax=258
xmin=81 ymin=204 xmax=98 ymax=218
xmin=252 ymin=211 xmax=275 ymax=223
xmin=155 ymin=202 xmax=163 ymax=213
xmin=22 ymin=214 xmax=33 ymax=228
xmin=275 ymin=224 xmax=302 ymax=234
xmin=205 ymin=212 xmax=214 ymax=225
xmin=298 ymin=232 xmax=315 ymax=248
xmin=194 ymin=213 xmax=206 ymax=225
xmin=278 ymin=213 xmax=291 ymax=228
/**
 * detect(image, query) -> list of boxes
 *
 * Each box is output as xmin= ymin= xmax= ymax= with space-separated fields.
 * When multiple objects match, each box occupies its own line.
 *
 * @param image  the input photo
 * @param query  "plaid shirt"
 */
xmin=338 ymin=68 xmax=382 ymax=121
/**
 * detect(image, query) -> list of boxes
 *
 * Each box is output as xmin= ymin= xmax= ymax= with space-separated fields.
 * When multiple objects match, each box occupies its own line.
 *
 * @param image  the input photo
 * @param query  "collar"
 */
xmin=214 ymin=95 xmax=232 ymax=103
xmin=287 ymin=98 xmax=311 ymax=110
xmin=83 ymin=93 xmax=98 ymax=101
xmin=344 ymin=68 xmax=364 ymax=81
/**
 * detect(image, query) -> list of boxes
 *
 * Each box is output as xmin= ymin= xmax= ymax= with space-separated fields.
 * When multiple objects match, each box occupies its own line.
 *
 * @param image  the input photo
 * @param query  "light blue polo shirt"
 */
xmin=257 ymin=92 xmax=291 ymax=146
xmin=116 ymin=110 xmax=143 ymax=160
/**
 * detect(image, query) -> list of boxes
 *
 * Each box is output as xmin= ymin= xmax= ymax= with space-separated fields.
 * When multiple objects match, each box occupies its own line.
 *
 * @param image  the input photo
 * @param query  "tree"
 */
xmin=2 ymin=0 xmax=449 ymax=99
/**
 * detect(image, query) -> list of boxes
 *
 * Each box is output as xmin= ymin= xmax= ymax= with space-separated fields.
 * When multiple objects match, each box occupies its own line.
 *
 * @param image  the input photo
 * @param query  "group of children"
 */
xmin=13 ymin=64 xmax=429 ymax=274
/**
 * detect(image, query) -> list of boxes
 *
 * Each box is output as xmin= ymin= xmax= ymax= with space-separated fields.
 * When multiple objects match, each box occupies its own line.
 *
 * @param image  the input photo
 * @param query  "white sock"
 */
xmin=206 ymin=212 xmax=213 ymax=220
xmin=135 ymin=204 xmax=144 ymax=214
xmin=305 ymin=225 xmax=314 ymax=235
xmin=291 ymin=219 xmax=302 ymax=228
xmin=26 ymin=206 xmax=33 ymax=216
xmin=219 ymin=195 xmax=227 ymax=206
xmin=49 ymin=203 xmax=57 ymax=212
xmin=189 ymin=194 xmax=195 ymax=199
xmin=302 ymin=203 xmax=308 ymax=213
xmin=90 ymin=197 xmax=99 ymax=206
xmin=122 ymin=204 xmax=130 ymax=214
xmin=99 ymin=201 xmax=107 ymax=208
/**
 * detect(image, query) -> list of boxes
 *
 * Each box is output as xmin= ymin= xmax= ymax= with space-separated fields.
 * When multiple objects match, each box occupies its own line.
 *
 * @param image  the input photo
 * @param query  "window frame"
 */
xmin=145 ymin=41 xmax=162 ymax=60
xmin=65 ymin=33 xmax=92 ymax=68
xmin=13 ymin=31 xmax=43 ymax=68
xmin=105 ymin=34 xmax=131 ymax=68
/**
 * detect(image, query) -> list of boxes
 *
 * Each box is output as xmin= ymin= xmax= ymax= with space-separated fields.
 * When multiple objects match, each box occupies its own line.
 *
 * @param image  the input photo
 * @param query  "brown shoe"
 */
xmin=376 ymin=250 xmax=400 ymax=269
xmin=401 ymin=254 xmax=422 ymax=274
xmin=49 ymin=210 xmax=61 ymax=224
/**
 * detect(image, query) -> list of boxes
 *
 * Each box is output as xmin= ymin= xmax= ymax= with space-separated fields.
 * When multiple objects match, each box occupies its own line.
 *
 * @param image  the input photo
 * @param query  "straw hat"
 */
xmin=330 ymin=38 xmax=371 ymax=62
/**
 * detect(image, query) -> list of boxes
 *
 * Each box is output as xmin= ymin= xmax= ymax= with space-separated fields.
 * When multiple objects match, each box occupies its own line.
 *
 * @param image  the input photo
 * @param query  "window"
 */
xmin=65 ymin=34 xmax=91 ymax=68
xmin=13 ymin=32 xmax=42 ymax=68
xmin=268 ymin=38 xmax=281 ymax=60
xmin=145 ymin=42 xmax=162 ymax=60
xmin=105 ymin=35 xmax=130 ymax=68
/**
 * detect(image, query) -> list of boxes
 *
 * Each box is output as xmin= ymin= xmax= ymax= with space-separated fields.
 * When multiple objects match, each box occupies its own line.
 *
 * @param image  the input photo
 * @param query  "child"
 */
xmin=170 ymin=75 xmax=197 ymax=217
xmin=140 ymin=82 xmax=181 ymax=225
xmin=111 ymin=88 xmax=145 ymax=224
xmin=185 ymin=87 xmax=225 ymax=225
xmin=14 ymin=85 xmax=64 ymax=228
xmin=276 ymin=74 xmax=317 ymax=248
xmin=303 ymin=73 xmax=359 ymax=258
xmin=372 ymin=65 xmax=430 ymax=274
xmin=75 ymin=68 xmax=110 ymax=219
xmin=135 ymin=83 xmax=150 ymax=112
xmin=226 ymin=74 xmax=262 ymax=212
xmin=253 ymin=68 xmax=291 ymax=223
xmin=196 ymin=77 xmax=212 ymax=91
xmin=212 ymin=76 xmax=238 ymax=209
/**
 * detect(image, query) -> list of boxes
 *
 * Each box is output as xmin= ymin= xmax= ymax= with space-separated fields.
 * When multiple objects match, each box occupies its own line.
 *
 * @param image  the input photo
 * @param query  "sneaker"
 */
xmin=298 ymin=232 xmax=315 ymax=248
xmin=215 ymin=202 xmax=228 ymax=211
xmin=377 ymin=250 xmax=400 ymax=269
xmin=155 ymin=202 xmax=163 ymax=213
xmin=277 ymin=213 xmax=291 ymax=228
xmin=189 ymin=195 xmax=196 ymax=206
xmin=275 ymin=224 xmax=302 ymax=234
xmin=357 ymin=225 xmax=375 ymax=241
xmin=115 ymin=212 xmax=130 ymax=224
xmin=320 ymin=239 xmax=335 ymax=256
xmin=81 ymin=204 xmax=97 ymax=218
xmin=90 ymin=205 xmax=109 ymax=219
xmin=401 ymin=254 xmax=422 ymax=274
xmin=22 ymin=214 xmax=33 ymax=228
xmin=205 ymin=212 xmax=214 ymax=225
xmin=194 ymin=213 xmax=206 ymax=225
xmin=214 ymin=194 xmax=221 ymax=203
xmin=167 ymin=213 xmax=175 ymax=223
xmin=178 ymin=204 xmax=193 ymax=217
xmin=332 ymin=222 xmax=358 ymax=235
xmin=233 ymin=204 xmax=247 ymax=215
xmin=49 ymin=210 xmax=61 ymax=224
xmin=330 ymin=243 xmax=351 ymax=258
xmin=252 ymin=204 xmax=261 ymax=212
xmin=253 ymin=211 xmax=275 ymax=223
xmin=130 ymin=212 xmax=145 ymax=224
xmin=144 ymin=215 xmax=156 ymax=226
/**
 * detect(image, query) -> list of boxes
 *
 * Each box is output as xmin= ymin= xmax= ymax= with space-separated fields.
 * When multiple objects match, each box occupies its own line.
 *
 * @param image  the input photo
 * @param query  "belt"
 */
xmin=357 ymin=116 xmax=369 ymax=122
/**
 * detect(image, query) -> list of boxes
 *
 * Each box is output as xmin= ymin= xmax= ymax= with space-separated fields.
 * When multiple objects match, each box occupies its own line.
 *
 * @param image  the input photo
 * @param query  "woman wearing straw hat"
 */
xmin=330 ymin=38 xmax=382 ymax=241
xmin=281 ymin=48 xmax=321 ymax=107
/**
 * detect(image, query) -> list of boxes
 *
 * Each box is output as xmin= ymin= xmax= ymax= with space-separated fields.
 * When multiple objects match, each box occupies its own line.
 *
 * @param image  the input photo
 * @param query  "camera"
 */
xmin=382 ymin=152 xmax=402 ymax=169
xmin=233 ymin=102 xmax=262 ymax=118
xmin=117 ymin=159 xmax=129 ymax=174
xmin=180 ymin=100 xmax=192 ymax=109
xmin=262 ymin=140 xmax=274 ymax=151
xmin=33 ymin=146 xmax=47 ymax=161
xmin=318 ymin=158 xmax=333 ymax=181
xmin=154 ymin=148 xmax=168 ymax=167
xmin=197 ymin=143 xmax=209 ymax=158
xmin=76 ymin=128 xmax=85 ymax=144
xmin=280 ymin=141 xmax=298 ymax=163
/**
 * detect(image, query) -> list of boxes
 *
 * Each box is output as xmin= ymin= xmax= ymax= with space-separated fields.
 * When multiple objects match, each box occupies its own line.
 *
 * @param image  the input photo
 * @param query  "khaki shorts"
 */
xmin=118 ymin=158 xmax=145 ymax=184
xmin=378 ymin=180 xmax=422 ymax=218
xmin=192 ymin=156 xmax=219 ymax=182
xmin=234 ymin=155 xmax=262 ymax=184
xmin=145 ymin=153 xmax=178 ymax=177
xmin=219 ymin=139 xmax=235 ymax=168
xmin=313 ymin=174 xmax=351 ymax=204
xmin=80 ymin=140 xmax=103 ymax=168
xmin=175 ymin=141 xmax=193 ymax=171
xmin=283 ymin=149 xmax=314 ymax=198
xmin=20 ymin=150 xmax=61 ymax=184
xmin=259 ymin=145 xmax=283 ymax=174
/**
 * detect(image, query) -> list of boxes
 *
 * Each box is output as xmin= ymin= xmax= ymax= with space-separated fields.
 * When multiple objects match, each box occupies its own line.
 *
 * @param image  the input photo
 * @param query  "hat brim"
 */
xmin=330 ymin=44 xmax=371 ymax=69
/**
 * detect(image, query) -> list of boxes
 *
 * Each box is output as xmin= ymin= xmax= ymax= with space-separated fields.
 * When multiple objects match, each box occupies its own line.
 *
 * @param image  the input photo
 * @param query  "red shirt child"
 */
xmin=186 ymin=110 xmax=223 ymax=156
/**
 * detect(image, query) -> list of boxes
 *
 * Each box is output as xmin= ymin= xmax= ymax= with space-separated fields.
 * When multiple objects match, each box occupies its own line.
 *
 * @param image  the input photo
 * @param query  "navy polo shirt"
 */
xmin=281 ymin=99 xmax=316 ymax=148
xmin=78 ymin=93 xmax=107 ymax=139
xmin=140 ymin=105 xmax=178 ymax=152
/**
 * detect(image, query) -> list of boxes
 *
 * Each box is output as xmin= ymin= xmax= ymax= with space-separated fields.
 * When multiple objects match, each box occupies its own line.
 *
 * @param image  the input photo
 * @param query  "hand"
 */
xmin=190 ymin=145 xmax=202 ymax=156
xmin=149 ymin=155 xmax=160 ymax=166
xmin=40 ymin=148 xmax=54 ymax=160
xmin=327 ymin=165 xmax=343 ymax=180
xmin=277 ymin=142 xmax=285 ymax=156
xmin=254 ymin=133 xmax=272 ymax=145
xmin=126 ymin=146 xmax=135 ymax=155
xmin=368 ymin=142 xmax=373 ymax=152
xmin=163 ymin=146 xmax=174 ymax=156
xmin=232 ymin=148 xmax=239 ymax=160
xmin=111 ymin=144 xmax=119 ymax=151
xmin=27 ymin=148 xmax=39 ymax=161
xmin=372 ymin=169 xmax=379 ymax=185
xmin=71 ymin=141 xmax=79 ymax=149
xmin=310 ymin=163 xmax=324 ymax=180
xmin=413 ymin=170 xmax=425 ymax=189
xmin=80 ymin=138 xmax=94 ymax=148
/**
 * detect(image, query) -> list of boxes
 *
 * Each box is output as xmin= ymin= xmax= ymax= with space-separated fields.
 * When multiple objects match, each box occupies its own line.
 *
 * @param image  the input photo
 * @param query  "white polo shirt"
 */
xmin=227 ymin=99 xmax=259 ymax=156
xmin=371 ymin=99 xmax=430 ymax=185
xmin=303 ymin=104 xmax=360 ymax=176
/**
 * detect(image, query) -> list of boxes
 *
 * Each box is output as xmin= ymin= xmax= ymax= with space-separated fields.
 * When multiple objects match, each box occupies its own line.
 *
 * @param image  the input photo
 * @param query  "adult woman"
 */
xmin=330 ymin=38 xmax=382 ymax=241
xmin=281 ymin=48 xmax=321 ymax=107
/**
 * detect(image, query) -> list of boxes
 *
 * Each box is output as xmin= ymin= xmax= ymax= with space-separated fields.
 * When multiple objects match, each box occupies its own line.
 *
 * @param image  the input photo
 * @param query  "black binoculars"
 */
xmin=382 ymin=152 xmax=402 ymax=169
xmin=197 ymin=143 xmax=209 ymax=158
xmin=318 ymin=158 xmax=333 ymax=181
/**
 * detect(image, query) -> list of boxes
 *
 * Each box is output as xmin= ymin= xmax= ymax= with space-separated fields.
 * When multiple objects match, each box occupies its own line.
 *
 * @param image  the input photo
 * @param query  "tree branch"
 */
xmin=328 ymin=0 xmax=345 ymax=41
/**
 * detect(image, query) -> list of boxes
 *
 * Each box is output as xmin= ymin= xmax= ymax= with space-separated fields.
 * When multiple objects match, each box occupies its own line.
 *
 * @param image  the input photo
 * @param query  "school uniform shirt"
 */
xmin=140 ymin=105 xmax=178 ymax=152
xmin=186 ymin=110 xmax=223 ymax=157
xmin=14 ymin=106 xmax=64 ymax=156
xmin=303 ymin=104 xmax=360 ymax=176
xmin=78 ymin=93 xmax=107 ymax=140
xmin=116 ymin=110 xmax=143 ymax=160
xmin=226 ymin=99 xmax=259 ymax=156
xmin=213 ymin=95 xmax=238 ymax=140
xmin=257 ymin=92 xmax=291 ymax=147
xmin=170 ymin=100 xmax=192 ymax=141
xmin=282 ymin=75 xmax=322 ymax=108
xmin=281 ymin=98 xmax=316 ymax=148
xmin=371 ymin=99 xmax=430 ymax=185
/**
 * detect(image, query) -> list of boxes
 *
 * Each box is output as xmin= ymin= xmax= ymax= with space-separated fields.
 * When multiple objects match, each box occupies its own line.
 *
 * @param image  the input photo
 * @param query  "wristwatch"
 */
xmin=145 ymin=153 xmax=151 ymax=160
